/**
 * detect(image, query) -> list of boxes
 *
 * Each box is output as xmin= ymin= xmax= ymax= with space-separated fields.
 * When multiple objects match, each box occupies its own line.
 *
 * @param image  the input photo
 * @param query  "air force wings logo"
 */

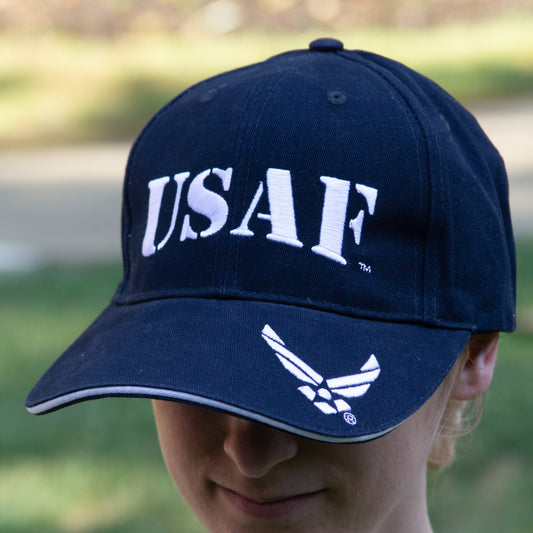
xmin=261 ymin=324 xmax=380 ymax=424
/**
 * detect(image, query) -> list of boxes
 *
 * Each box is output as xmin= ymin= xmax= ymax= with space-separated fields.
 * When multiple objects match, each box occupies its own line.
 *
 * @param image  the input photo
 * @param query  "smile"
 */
xmin=217 ymin=485 xmax=324 ymax=519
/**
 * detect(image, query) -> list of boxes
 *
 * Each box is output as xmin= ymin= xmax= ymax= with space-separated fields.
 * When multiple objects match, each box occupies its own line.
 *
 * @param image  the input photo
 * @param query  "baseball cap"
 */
xmin=25 ymin=38 xmax=516 ymax=442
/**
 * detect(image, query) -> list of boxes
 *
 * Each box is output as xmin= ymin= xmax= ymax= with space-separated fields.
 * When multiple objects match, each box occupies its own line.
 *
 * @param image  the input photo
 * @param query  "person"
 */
xmin=25 ymin=38 xmax=516 ymax=533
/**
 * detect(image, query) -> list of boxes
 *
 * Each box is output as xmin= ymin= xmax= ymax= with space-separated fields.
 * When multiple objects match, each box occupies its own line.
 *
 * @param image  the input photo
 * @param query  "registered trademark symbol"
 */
xmin=343 ymin=412 xmax=357 ymax=425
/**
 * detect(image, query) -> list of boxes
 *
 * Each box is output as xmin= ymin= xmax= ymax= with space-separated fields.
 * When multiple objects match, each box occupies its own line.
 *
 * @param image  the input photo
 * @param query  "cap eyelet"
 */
xmin=327 ymin=91 xmax=346 ymax=105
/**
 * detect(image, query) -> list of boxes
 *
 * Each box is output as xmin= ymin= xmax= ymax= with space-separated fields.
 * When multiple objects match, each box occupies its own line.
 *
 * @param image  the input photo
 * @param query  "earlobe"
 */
xmin=450 ymin=333 xmax=499 ymax=401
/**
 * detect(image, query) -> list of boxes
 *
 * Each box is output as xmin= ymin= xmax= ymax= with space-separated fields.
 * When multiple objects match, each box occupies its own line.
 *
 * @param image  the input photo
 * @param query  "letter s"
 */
xmin=182 ymin=167 xmax=233 ymax=239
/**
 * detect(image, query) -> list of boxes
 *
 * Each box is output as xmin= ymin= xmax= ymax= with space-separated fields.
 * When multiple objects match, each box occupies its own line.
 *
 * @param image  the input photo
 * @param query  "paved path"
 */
xmin=0 ymin=99 xmax=532 ymax=271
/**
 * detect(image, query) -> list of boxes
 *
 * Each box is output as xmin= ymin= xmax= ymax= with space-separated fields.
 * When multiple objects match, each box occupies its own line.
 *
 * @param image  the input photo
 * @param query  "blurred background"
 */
xmin=1 ymin=1 xmax=532 ymax=532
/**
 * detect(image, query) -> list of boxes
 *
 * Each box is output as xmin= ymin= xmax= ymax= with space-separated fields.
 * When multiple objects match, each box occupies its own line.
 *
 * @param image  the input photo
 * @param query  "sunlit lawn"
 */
xmin=1 ymin=13 xmax=533 ymax=146
xmin=1 ymin=239 xmax=532 ymax=532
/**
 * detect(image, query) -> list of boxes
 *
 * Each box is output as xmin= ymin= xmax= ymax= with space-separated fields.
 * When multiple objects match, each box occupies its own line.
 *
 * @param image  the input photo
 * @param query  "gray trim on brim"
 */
xmin=26 ymin=385 xmax=398 ymax=443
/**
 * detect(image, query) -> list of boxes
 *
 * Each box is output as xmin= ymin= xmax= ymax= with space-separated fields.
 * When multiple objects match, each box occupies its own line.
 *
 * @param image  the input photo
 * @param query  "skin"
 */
xmin=153 ymin=333 xmax=498 ymax=533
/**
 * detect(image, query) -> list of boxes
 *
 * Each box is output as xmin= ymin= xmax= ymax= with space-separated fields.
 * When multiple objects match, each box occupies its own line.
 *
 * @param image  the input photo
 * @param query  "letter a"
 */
xmin=231 ymin=168 xmax=303 ymax=248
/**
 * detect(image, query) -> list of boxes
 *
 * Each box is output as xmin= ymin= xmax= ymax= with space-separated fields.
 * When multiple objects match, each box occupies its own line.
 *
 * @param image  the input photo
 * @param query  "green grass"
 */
xmin=0 ymin=264 xmax=206 ymax=533
xmin=1 ymin=240 xmax=532 ymax=532
xmin=1 ymin=12 xmax=533 ymax=146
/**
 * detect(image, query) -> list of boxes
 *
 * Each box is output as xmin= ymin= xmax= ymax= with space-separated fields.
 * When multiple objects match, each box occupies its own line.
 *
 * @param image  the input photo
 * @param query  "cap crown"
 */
xmin=116 ymin=44 xmax=516 ymax=332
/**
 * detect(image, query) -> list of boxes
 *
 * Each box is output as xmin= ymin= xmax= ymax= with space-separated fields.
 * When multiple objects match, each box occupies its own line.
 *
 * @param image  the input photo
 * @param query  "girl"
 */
xmin=26 ymin=38 xmax=515 ymax=532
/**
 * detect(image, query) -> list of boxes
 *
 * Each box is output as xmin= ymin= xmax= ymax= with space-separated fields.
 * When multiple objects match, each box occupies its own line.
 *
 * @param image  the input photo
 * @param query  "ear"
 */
xmin=450 ymin=333 xmax=499 ymax=401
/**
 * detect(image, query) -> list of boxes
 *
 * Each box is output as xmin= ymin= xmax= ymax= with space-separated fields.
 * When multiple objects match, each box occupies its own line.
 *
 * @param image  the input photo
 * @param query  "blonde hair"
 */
xmin=427 ymin=341 xmax=485 ymax=470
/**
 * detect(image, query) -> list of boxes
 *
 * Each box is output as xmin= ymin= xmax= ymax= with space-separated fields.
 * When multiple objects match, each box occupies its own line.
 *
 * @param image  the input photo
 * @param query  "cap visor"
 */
xmin=25 ymin=298 xmax=469 ymax=443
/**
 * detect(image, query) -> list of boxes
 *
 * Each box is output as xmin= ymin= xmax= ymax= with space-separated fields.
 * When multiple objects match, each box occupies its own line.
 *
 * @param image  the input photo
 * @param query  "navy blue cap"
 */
xmin=25 ymin=40 xmax=516 ymax=442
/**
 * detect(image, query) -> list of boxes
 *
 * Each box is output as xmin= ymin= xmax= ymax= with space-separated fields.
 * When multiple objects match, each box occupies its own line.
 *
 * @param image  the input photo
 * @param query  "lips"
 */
xmin=217 ymin=484 xmax=324 ymax=519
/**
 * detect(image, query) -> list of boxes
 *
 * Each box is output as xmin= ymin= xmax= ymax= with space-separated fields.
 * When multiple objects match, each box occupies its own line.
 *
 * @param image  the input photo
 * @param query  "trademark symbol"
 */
xmin=358 ymin=262 xmax=371 ymax=273
xmin=343 ymin=412 xmax=357 ymax=425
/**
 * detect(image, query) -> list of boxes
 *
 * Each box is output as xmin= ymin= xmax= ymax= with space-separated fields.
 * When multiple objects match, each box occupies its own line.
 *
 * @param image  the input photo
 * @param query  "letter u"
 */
xmin=141 ymin=172 xmax=190 ymax=257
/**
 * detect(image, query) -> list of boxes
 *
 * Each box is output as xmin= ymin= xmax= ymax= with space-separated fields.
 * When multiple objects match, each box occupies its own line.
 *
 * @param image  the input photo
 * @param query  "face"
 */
xmin=152 ymin=385 xmax=450 ymax=533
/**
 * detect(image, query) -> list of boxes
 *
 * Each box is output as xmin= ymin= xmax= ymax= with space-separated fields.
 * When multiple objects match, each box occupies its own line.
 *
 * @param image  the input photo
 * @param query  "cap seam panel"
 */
xmin=209 ymin=71 xmax=274 ymax=293
xmin=230 ymin=55 xmax=317 ymax=292
xmin=337 ymin=51 xmax=435 ymax=322
xmin=114 ymin=62 xmax=270 ymax=301
xmin=220 ymin=66 xmax=297 ymax=293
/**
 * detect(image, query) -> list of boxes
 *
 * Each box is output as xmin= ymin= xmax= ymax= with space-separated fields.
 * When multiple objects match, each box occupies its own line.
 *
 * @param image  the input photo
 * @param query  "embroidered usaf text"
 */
xmin=141 ymin=167 xmax=378 ymax=265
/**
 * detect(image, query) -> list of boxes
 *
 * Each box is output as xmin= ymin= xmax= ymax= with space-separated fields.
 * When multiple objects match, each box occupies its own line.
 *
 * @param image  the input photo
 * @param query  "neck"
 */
xmin=373 ymin=471 xmax=434 ymax=533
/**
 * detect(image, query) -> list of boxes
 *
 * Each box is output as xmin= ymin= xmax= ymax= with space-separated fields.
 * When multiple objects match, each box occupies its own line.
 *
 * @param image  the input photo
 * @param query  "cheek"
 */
xmin=336 ymin=436 xmax=422 ymax=500
xmin=376 ymin=398 xmax=446 ymax=484
xmin=328 ymin=398 xmax=444 ymax=512
xmin=374 ymin=395 xmax=445 ymax=474
xmin=152 ymin=402 xmax=223 ymax=510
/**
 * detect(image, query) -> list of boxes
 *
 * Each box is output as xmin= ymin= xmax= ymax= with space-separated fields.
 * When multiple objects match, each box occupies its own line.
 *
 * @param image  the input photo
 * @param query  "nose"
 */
xmin=223 ymin=416 xmax=299 ymax=478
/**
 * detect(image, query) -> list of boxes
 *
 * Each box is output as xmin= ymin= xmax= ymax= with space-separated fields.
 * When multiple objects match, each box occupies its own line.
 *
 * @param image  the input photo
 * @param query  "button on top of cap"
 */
xmin=309 ymin=38 xmax=344 ymax=52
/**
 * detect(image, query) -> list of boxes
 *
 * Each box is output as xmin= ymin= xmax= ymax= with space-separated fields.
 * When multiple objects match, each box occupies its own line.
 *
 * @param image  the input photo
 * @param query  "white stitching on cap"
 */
xmin=261 ymin=324 xmax=381 ymax=421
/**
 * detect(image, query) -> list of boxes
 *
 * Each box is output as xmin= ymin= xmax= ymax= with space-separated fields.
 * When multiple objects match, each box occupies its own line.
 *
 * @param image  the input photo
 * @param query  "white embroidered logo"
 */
xmin=261 ymin=324 xmax=380 ymax=424
xmin=141 ymin=167 xmax=378 ymax=266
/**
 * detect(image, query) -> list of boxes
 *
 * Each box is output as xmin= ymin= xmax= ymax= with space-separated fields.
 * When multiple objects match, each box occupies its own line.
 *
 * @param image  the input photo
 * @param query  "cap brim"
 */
xmin=25 ymin=298 xmax=469 ymax=442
